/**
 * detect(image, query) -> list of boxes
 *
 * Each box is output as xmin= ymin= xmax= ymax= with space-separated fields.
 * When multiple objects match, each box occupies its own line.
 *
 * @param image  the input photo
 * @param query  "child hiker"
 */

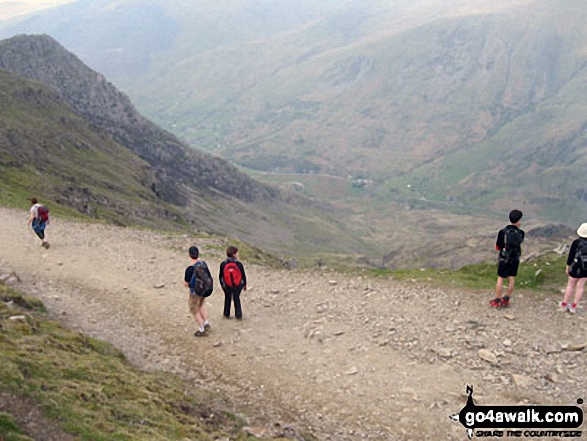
xmin=219 ymin=246 xmax=247 ymax=319
xmin=490 ymin=209 xmax=524 ymax=308
xmin=26 ymin=197 xmax=50 ymax=248
xmin=183 ymin=246 xmax=213 ymax=337
xmin=559 ymin=223 xmax=587 ymax=314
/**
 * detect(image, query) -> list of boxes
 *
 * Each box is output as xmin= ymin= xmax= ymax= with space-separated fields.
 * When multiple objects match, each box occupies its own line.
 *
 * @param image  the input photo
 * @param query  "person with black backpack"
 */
xmin=26 ymin=197 xmax=50 ymax=248
xmin=219 ymin=246 xmax=247 ymax=320
xmin=183 ymin=246 xmax=213 ymax=337
xmin=490 ymin=209 xmax=525 ymax=308
xmin=559 ymin=223 xmax=587 ymax=314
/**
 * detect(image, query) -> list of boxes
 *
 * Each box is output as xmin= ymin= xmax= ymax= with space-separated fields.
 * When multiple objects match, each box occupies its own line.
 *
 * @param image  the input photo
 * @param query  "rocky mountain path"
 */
xmin=1 ymin=207 xmax=585 ymax=440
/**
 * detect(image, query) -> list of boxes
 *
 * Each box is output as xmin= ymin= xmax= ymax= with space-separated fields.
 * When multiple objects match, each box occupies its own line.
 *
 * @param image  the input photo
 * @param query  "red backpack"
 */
xmin=223 ymin=262 xmax=242 ymax=288
xmin=37 ymin=205 xmax=49 ymax=223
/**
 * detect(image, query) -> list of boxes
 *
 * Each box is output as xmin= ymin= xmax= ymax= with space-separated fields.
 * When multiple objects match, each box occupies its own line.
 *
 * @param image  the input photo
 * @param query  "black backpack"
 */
xmin=499 ymin=226 xmax=523 ymax=263
xmin=571 ymin=240 xmax=587 ymax=276
xmin=189 ymin=261 xmax=213 ymax=297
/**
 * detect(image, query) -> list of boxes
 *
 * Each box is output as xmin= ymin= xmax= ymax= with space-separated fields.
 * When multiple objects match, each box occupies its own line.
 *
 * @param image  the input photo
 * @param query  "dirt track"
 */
xmin=1 ymin=207 xmax=585 ymax=440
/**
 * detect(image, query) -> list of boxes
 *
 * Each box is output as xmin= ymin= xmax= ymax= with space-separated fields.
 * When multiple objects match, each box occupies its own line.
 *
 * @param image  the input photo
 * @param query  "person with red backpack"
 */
xmin=26 ymin=197 xmax=50 ymax=248
xmin=219 ymin=246 xmax=247 ymax=320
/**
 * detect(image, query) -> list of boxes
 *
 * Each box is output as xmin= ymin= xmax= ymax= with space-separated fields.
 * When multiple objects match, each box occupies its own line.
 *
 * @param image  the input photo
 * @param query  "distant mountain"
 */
xmin=2 ymin=0 xmax=585 ymax=224
xmin=0 ymin=35 xmax=365 ymax=255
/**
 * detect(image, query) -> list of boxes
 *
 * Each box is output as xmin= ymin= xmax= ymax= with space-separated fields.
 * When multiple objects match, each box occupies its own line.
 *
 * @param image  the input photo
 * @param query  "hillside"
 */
xmin=0 ymin=206 xmax=585 ymax=440
xmin=0 ymin=35 xmax=368 ymax=257
xmin=3 ymin=0 xmax=585 ymax=223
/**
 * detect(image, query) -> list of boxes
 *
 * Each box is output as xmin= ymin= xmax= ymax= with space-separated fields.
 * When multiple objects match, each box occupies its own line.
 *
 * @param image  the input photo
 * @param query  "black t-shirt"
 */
xmin=496 ymin=225 xmax=525 ymax=254
xmin=568 ymin=238 xmax=587 ymax=278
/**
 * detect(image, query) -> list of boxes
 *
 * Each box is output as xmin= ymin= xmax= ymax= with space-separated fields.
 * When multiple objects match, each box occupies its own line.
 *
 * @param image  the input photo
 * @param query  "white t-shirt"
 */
xmin=29 ymin=203 xmax=41 ymax=218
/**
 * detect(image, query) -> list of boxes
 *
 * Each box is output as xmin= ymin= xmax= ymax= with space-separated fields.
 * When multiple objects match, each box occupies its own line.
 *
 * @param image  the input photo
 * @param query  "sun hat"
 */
xmin=577 ymin=223 xmax=587 ymax=238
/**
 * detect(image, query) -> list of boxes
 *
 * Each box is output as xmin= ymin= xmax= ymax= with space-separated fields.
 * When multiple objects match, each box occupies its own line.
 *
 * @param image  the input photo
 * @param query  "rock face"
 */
xmin=0 ymin=34 xmax=280 ymax=205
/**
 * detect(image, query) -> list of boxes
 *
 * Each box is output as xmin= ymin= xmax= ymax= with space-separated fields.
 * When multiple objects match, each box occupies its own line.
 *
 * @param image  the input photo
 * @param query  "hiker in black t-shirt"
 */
xmin=490 ymin=209 xmax=524 ymax=308
xmin=559 ymin=223 xmax=587 ymax=314
xmin=219 ymin=246 xmax=247 ymax=320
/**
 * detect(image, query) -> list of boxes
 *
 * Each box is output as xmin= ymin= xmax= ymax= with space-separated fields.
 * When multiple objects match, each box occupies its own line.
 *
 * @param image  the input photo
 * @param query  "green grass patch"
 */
xmin=0 ymin=282 xmax=278 ymax=440
xmin=361 ymin=252 xmax=568 ymax=293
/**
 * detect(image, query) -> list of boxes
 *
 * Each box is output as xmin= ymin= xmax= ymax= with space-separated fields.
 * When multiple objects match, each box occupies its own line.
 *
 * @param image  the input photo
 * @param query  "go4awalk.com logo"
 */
xmin=450 ymin=386 xmax=583 ymax=439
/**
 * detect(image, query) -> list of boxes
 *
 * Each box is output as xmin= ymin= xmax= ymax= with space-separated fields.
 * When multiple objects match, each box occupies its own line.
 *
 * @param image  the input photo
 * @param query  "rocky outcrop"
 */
xmin=0 ymin=34 xmax=280 ymax=205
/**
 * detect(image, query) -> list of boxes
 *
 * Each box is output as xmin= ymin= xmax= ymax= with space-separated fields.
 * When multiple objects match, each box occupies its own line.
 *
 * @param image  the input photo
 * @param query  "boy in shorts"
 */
xmin=490 ymin=209 xmax=524 ymax=308
xmin=183 ymin=246 xmax=212 ymax=337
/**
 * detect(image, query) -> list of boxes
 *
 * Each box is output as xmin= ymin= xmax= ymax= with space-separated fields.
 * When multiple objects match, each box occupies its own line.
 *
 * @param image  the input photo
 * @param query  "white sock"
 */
xmin=199 ymin=326 xmax=205 ymax=332
xmin=203 ymin=320 xmax=209 ymax=326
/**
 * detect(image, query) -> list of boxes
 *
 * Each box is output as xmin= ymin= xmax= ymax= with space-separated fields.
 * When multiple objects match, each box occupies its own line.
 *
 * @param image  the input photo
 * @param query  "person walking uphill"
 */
xmin=26 ymin=197 xmax=50 ymax=248
xmin=183 ymin=246 xmax=213 ymax=337
xmin=490 ymin=209 xmax=524 ymax=308
xmin=219 ymin=246 xmax=247 ymax=320
xmin=559 ymin=223 xmax=587 ymax=314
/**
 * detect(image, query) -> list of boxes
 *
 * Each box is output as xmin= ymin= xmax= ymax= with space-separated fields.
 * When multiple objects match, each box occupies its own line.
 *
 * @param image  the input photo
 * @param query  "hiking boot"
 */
xmin=501 ymin=297 xmax=510 ymax=308
xmin=204 ymin=323 xmax=211 ymax=332
xmin=41 ymin=242 xmax=50 ymax=249
xmin=194 ymin=330 xmax=207 ymax=337
xmin=489 ymin=298 xmax=502 ymax=308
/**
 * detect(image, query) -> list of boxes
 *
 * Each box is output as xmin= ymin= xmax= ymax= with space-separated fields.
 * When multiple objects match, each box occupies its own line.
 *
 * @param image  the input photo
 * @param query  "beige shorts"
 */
xmin=188 ymin=294 xmax=204 ymax=314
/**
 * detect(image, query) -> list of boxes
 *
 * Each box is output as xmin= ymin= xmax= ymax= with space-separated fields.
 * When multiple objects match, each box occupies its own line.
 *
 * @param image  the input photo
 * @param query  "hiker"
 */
xmin=183 ymin=246 xmax=213 ymax=337
xmin=559 ymin=223 xmax=587 ymax=314
xmin=490 ymin=209 xmax=524 ymax=308
xmin=26 ymin=197 xmax=50 ymax=248
xmin=219 ymin=246 xmax=247 ymax=320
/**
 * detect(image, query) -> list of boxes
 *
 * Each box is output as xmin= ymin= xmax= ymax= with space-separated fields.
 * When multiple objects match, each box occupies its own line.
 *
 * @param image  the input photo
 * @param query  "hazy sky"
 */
xmin=0 ymin=0 xmax=76 ymax=21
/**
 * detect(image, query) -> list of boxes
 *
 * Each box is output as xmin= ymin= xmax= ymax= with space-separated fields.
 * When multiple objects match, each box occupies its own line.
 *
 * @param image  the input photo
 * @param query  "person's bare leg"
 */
xmin=495 ymin=276 xmax=504 ymax=299
xmin=506 ymin=276 xmax=516 ymax=298
xmin=572 ymin=278 xmax=587 ymax=307
xmin=562 ymin=276 xmax=577 ymax=305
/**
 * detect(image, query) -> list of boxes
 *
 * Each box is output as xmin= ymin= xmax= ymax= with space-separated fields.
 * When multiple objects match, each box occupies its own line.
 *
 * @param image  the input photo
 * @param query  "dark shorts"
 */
xmin=498 ymin=259 xmax=519 ymax=278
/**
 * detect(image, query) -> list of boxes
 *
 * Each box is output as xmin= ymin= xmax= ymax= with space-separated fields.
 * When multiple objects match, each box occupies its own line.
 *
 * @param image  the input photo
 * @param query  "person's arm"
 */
xmin=567 ymin=240 xmax=579 ymax=267
xmin=495 ymin=230 xmax=504 ymax=251
xmin=26 ymin=209 xmax=34 ymax=225
xmin=238 ymin=261 xmax=247 ymax=289
xmin=184 ymin=267 xmax=192 ymax=287
xmin=219 ymin=261 xmax=226 ymax=289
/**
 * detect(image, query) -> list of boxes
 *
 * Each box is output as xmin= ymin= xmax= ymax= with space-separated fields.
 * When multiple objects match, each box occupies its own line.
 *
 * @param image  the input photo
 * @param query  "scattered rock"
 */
xmin=213 ymin=341 xmax=223 ymax=348
xmin=504 ymin=313 xmax=515 ymax=321
xmin=334 ymin=331 xmax=345 ymax=336
xmin=154 ymin=283 xmax=165 ymax=289
xmin=565 ymin=342 xmax=587 ymax=352
xmin=9 ymin=315 xmax=26 ymax=321
xmin=242 ymin=426 xmax=269 ymax=438
xmin=478 ymin=349 xmax=498 ymax=364
xmin=329 ymin=280 xmax=338 ymax=286
xmin=503 ymin=339 xmax=513 ymax=347
xmin=511 ymin=374 xmax=533 ymax=389
xmin=345 ymin=368 xmax=359 ymax=375
xmin=434 ymin=348 xmax=452 ymax=358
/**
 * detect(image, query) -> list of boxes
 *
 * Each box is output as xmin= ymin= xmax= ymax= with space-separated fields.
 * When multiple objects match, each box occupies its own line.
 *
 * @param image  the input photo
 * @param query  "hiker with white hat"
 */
xmin=559 ymin=223 xmax=587 ymax=314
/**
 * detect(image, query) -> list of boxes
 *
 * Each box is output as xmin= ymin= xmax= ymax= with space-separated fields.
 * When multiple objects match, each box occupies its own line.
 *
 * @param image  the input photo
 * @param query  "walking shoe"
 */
xmin=489 ymin=298 xmax=502 ymax=308
xmin=559 ymin=301 xmax=569 ymax=312
xmin=41 ymin=242 xmax=50 ymax=249
xmin=569 ymin=303 xmax=577 ymax=314
xmin=194 ymin=330 xmax=207 ymax=337
xmin=204 ymin=323 xmax=211 ymax=332
xmin=501 ymin=297 xmax=510 ymax=308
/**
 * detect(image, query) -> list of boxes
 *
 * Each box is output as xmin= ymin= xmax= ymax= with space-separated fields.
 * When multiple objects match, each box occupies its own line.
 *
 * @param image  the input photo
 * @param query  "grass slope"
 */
xmin=0 ymin=282 xmax=285 ymax=441
xmin=0 ymin=68 xmax=182 ymax=228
